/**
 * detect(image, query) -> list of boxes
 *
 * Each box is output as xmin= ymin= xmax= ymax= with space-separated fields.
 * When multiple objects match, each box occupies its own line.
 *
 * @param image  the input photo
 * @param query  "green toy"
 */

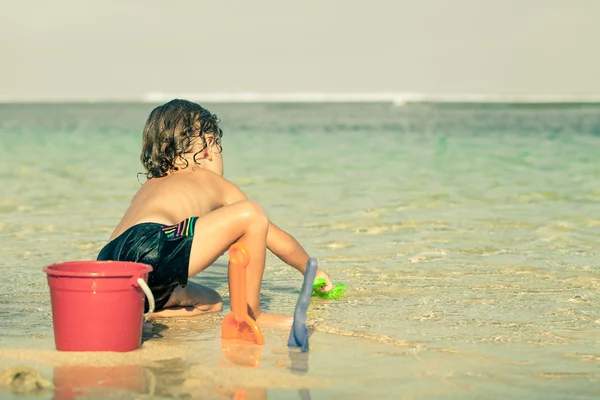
xmin=312 ymin=278 xmax=347 ymax=300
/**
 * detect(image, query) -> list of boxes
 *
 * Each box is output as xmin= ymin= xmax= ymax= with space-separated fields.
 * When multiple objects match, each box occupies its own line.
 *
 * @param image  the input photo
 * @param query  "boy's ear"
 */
xmin=204 ymin=146 xmax=213 ymax=161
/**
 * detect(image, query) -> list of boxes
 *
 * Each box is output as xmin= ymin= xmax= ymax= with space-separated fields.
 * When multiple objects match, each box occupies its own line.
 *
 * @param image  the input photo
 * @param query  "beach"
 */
xmin=1 ymin=101 xmax=600 ymax=399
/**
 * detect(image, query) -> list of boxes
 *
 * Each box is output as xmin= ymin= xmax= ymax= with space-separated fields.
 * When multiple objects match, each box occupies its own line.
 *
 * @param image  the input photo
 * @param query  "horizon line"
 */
xmin=2 ymin=92 xmax=600 ymax=104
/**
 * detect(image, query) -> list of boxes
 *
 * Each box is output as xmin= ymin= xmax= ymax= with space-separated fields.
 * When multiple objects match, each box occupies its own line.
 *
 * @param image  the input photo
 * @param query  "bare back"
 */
xmin=109 ymin=169 xmax=235 ymax=241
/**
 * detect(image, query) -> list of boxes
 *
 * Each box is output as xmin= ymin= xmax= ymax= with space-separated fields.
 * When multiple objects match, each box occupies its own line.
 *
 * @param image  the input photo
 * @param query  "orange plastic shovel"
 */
xmin=221 ymin=244 xmax=265 ymax=345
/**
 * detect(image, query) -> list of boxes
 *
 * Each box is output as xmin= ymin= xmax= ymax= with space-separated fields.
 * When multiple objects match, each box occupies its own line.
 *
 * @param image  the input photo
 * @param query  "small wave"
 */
xmin=314 ymin=325 xmax=423 ymax=350
xmin=142 ymin=92 xmax=600 ymax=105
xmin=3 ymin=92 xmax=600 ymax=104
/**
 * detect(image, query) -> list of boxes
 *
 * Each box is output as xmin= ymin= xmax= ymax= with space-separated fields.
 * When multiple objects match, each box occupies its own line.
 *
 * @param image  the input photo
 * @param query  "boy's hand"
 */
xmin=314 ymin=269 xmax=334 ymax=293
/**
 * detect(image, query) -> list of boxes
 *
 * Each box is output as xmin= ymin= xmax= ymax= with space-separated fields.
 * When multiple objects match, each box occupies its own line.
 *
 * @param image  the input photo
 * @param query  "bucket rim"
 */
xmin=43 ymin=260 xmax=153 ymax=278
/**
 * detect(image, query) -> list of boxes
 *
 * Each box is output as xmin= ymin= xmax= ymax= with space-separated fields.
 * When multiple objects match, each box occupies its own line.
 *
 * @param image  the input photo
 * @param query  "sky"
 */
xmin=1 ymin=0 xmax=599 ymax=101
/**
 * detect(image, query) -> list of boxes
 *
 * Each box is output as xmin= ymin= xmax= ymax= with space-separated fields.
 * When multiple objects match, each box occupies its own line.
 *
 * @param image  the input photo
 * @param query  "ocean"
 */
xmin=1 ymin=101 xmax=600 ymax=399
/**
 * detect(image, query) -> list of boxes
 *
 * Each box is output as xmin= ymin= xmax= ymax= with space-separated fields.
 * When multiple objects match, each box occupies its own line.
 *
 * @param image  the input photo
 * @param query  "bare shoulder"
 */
xmin=187 ymin=170 xmax=248 ymax=206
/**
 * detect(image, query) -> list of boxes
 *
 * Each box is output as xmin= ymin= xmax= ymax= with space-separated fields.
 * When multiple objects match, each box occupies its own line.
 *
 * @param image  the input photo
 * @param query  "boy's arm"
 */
xmin=266 ymin=222 xmax=309 ymax=274
xmin=221 ymin=176 xmax=333 ymax=290
xmin=267 ymin=222 xmax=334 ymax=291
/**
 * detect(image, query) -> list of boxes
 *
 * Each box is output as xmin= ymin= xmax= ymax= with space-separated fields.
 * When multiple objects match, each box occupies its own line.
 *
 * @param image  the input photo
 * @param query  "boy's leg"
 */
xmin=183 ymin=200 xmax=292 ymax=327
xmin=149 ymin=282 xmax=223 ymax=319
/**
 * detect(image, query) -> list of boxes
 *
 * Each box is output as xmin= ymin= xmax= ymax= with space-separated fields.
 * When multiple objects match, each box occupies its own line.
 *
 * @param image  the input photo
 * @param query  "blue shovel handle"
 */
xmin=287 ymin=258 xmax=318 ymax=352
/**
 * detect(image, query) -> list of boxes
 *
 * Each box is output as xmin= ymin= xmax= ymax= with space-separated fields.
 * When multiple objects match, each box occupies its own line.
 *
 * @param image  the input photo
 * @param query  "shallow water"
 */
xmin=1 ymin=102 xmax=600 ymax=398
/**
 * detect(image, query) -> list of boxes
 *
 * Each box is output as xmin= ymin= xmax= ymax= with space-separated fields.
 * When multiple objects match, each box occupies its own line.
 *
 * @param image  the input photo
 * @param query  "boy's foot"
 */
xmin=256 ymin=313 xmax=293 ymax=330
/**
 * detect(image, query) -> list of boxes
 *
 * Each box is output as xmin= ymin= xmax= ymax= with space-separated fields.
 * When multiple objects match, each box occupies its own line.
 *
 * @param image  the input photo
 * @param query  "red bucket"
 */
xmin=43 ymin=261 xmax=154 ymax=352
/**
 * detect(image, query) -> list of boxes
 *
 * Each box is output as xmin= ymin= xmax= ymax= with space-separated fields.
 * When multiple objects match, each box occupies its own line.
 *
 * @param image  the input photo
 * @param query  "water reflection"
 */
xmin=49 ymin=341 xmax=312 ymax=399
xmin=220 ymin=339 xmax=263 ymax=368
xmin=52 ymin=364 xmax=152 ymax=399
xmin=288 ymin=348 xmax=310 ymax=374
xmin=217 ymin=340 xmax=312 ymax=400
xmin=288 ymin=347 xmax=311 ymax=400
xmin=218 ymin=339 xmax=267 ymax=399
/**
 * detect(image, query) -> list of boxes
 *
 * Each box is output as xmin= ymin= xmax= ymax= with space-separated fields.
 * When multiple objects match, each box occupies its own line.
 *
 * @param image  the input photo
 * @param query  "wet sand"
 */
xmin=4 ymin=318 xmax=599 ymax=400
xmin=0 ymin=320 xmax=329 ymax=400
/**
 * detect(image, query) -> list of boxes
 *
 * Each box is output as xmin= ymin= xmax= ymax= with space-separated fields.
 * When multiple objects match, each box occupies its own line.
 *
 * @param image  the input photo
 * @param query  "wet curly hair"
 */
xmin=140 ymin=99 xmax=223 ymax=179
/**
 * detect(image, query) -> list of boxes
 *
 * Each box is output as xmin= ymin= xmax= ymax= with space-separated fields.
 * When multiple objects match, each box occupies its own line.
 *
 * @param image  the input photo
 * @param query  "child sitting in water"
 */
xmin=97 ymin=99 xmax=333 ymax=329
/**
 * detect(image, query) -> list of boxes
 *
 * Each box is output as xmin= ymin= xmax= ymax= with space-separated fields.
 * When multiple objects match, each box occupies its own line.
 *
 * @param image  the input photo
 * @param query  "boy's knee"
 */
xmin=196 ymin=289 xmax=223 ymax=313
xmin=197 ymin=301 xmax=222 ymax=313
xmin=206 ymin=301 xmax=223 ymax=313
xmin=211 ymin=291 xmax=224 ymax=312
xmin=238 ymin=200 xmax=268 ymax=227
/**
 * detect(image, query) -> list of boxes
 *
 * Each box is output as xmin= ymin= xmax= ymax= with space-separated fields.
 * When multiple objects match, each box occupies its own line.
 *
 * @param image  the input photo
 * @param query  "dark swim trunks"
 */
xmin=97 ymin=216 xmax=199 ymax=311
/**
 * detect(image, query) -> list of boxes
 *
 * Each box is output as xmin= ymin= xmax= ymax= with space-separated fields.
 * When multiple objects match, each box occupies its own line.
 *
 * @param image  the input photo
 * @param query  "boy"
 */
xmin=97 ymin=99 xmax=333 ymax=329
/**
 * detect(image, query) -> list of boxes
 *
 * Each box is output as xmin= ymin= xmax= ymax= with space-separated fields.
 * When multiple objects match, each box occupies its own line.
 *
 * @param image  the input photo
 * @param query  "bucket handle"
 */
xmin=136 ymin=278 xmax=155 ymax=321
